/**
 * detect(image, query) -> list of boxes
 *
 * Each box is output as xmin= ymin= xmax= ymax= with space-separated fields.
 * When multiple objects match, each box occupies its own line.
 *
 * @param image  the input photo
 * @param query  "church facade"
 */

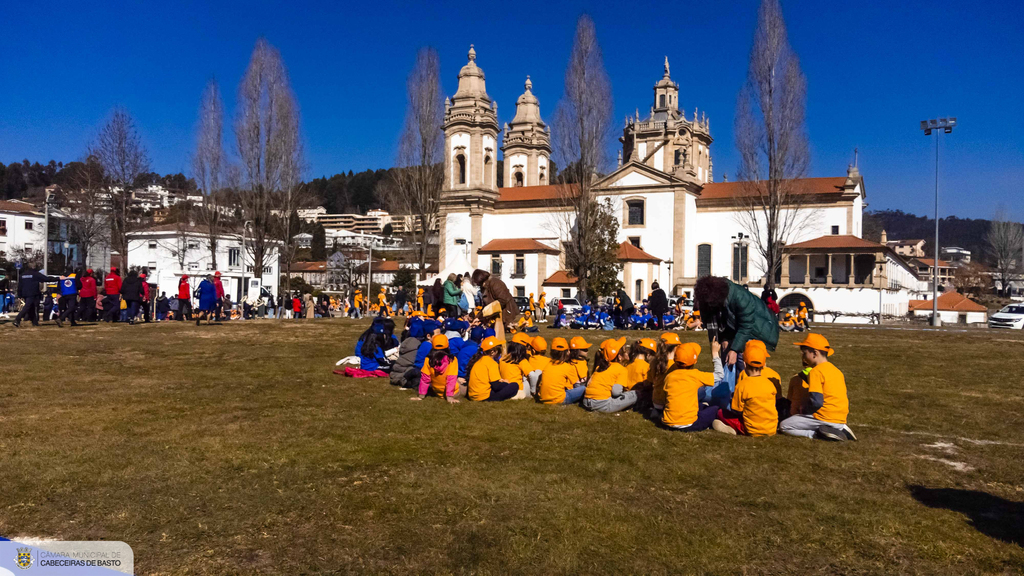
xmin=437 ymin=46 xmax=922 ymax=321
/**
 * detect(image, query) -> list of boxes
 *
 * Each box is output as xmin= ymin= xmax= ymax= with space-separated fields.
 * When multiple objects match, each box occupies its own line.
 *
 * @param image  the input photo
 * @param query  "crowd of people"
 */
xmin=335 ymin=273 xmax=855 ymax=442
xmin=0 ymin=264 xmax=341 ymax=327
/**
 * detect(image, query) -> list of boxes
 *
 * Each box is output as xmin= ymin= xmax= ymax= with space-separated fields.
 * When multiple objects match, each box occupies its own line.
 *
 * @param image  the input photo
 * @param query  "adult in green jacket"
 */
xmin=442 ymin=273 xmax=462 ymax=317
xmin=694 ymin=276 xmax=780 ymax=366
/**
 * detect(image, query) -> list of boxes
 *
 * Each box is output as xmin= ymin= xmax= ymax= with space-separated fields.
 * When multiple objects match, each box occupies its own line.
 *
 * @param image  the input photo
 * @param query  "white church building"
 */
xmin=437 ymin=46 xmax=925 ymax=322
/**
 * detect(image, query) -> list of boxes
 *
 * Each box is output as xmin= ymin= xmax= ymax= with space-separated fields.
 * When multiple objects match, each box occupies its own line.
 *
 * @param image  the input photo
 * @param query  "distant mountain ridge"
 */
xmin=862 ymin=209 xmax=996 ymax=263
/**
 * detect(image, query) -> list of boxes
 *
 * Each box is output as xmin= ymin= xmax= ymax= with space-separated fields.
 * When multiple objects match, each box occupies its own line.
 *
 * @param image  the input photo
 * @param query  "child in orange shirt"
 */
xmin=538 ymin=338 xmax=587 ymax=404
xmin=659 ymin=340 xmax=723 ymax=431
xmin=625 ymin=338 xmax=657 ymax=391
xmin=581 ymin=338 xmax=636 ymax=412
xmin=779 ymin=334 xmax=855 ymax=441
xmin=712 ymin=340 xmax=779 ymax=437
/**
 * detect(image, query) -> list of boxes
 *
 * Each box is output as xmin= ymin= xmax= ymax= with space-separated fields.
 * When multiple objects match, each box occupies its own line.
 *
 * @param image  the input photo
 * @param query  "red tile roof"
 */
xmin=290 ymin=261 xmax=327 ymax=272
xmin=478 ymin=238 xmax=560 ymax=254
xmin=542 ymin=270 xmax=578 ymax=285
xmin=786 ymin=235 xmax=884 ymax=251
xmin=699 ymin=177 xmax=850 ymax=200
xmin=618 ymin=241 xmax=661 ymax=262
xmin=908 ymin=291 xmax=987 ymax=313
xmin=914 ymin=258 xmax=953 ymax=268
xmin=496 ymin=184 xmax=576 ymax=203
xmin=0 ymin=199 xmax=41 ymax=214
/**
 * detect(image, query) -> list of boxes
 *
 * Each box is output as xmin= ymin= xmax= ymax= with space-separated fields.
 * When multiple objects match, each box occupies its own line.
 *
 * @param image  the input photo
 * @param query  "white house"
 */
xmin=0 ymin=199 xmax=79 ymax=271
xmin=127 ymin=224 xmax=280 ymax=301
xmin=909 ymin=291 xmax=988 ymax=325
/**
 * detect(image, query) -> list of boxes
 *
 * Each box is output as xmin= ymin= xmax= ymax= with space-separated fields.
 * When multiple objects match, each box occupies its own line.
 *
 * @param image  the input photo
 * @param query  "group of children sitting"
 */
xmin=550 ymin=303 xmax=704 ymax=332
xmin=341 ymin=316 xmax=854 ymax=441
xmin=779 ymin=302 xmax=810 ymax=332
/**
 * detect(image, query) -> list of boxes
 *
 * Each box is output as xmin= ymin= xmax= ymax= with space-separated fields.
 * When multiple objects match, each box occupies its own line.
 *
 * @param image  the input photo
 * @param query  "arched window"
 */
xmin=484 ymin=155 xmax=492 ymax=187
xmin=659 ymin=94 xmax=665 ymax=108
xmin=538 ymin=171 xmax=546 ymax=184
xmin=674 ymin=149 xmax=681 ymax=165
xmin=635 ymin=279 xmax=644 ymax=303
xmin=455 ymin=154 xmax=466 ymax=185
xmin=668 ymin=95 xmax=672 ymax=106
xmin=514 ymin=171 xmax=524 ymax=187
xmin=697 ymin=244 xmax=712 ymax=278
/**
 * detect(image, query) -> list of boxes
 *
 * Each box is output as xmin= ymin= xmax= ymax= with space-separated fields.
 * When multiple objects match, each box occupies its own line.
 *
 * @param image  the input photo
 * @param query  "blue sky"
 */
xmin=1 ymin=0 xmax=1021 ymax=220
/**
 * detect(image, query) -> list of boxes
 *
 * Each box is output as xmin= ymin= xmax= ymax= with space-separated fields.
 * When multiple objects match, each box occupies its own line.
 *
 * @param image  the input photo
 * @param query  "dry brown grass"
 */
xmin=1 ymin=318 xmax=1023 ymax=574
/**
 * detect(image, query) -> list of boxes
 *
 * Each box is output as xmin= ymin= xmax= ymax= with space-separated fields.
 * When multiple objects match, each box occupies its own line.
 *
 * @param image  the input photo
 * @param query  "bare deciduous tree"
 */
xmin=192 ymin=78 xmax=226 ymax=271
xmin=59 ymin=155 xmax=110 ymax=269
xmin=986 ymin=209 xmax=1024 ymax=296
xmin=552 ymin=14 xmax=617 ymax=299
xmin=734 ymin=0 xmax=812 ymax=289
xmin=235 ymin=38 xmax=302 ymax=288
xmin=377 ymin=47 xmax=445 ymax=276
xmin=92 ymin=107 xmax=150 ymax=270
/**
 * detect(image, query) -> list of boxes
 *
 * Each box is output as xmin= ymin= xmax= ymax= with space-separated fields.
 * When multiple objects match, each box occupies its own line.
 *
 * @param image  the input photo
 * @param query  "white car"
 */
xmin=552 ymin=297 xmax=582 ymax=316
xmin=988 ymin=304 xmax=1024 ymax=329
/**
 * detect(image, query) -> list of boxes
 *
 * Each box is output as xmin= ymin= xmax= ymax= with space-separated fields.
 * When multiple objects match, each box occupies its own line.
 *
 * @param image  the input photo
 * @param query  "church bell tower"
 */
xmin=501 ymin=76 xmax=551 ymax=187
xmin=439 ymin=45 xmax=501 ymax=272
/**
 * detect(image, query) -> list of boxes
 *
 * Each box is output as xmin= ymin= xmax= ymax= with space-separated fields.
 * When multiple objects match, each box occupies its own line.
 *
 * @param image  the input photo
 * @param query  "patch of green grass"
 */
xmin=1 ymin=319 xmax=1023 ymax=574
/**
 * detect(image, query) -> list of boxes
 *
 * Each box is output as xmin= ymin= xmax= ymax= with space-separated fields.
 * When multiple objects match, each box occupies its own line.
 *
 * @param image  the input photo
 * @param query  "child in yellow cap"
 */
xmin=582 ymin=338 xmax=636 ymax=412
xmin=778 ymin=333 xmax=855 ymax=441
xmin=712 ymin=340 xmax=779 ymax=437
xmin=467 ymin=336 xmax=518 ymax=402
xmin=413 ymin=334 xmax=465 ymax=403
xmin=625 ymin=338 xmax=657 ymax=391
xmin=528 ymin=337 xmax=550 ymax=371
xmin=569 ymin=336 xmax=591 ymax=381
xmin=538 ymin=337 xmax=587 ymax=404
xmin=660 ymin=339 xmax=724 ymax=431
xmin=501 ymin=332 xmax=542 ymax=399
xmin=649 ymin=332 xmax=683 ymax=415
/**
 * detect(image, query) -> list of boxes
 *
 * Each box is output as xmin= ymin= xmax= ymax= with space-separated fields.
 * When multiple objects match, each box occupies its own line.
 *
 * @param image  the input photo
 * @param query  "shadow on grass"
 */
xmin=909 ymin=485 xmax=1024 ymax=547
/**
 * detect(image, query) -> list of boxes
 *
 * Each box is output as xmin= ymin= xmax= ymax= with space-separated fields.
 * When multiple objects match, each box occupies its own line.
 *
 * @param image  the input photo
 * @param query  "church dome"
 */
xmin=511 ymin=76 xmax=543 ymax=125
xmin=454 ymin=44 xmax=490 ymax=100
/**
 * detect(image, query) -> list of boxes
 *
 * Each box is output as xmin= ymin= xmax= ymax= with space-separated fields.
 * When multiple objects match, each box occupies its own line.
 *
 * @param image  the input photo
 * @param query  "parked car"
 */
xmin=514 ymin=296 xmax=530 ymax=312
xmin=551 ymin=297 xmax=582 ymax=316
xmin=988 ymin=304 xmax=1024 ymax=329
xmin=670 ymin=296 xmax=694 ymax=312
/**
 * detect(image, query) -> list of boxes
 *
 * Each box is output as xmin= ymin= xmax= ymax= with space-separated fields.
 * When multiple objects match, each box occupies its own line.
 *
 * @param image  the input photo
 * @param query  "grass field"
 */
xmin=2 ymin=317 xmax=1023 ymax=575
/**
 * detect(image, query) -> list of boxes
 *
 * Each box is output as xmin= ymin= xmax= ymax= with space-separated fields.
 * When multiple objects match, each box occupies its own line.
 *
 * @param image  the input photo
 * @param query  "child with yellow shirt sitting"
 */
xmin=568 ymin=336 xmax=591 ymax=381
xmin=514 ymin=309 xmax=539 ymax=333
xmin=778 ymin=334 xmax=856 ymax=441
xmin=538 ymin=337 xmax=587 ymax=405
xmin=528 ymin=337 xmax=550 ymax=371
xmin=712 ymin=340 xmax=779 ymax=437
xmin=649 ymin=332 xmax=683 ymax=417
xmin=581 ymin=338 xmax=637 ymax=413
xmin=659 ymin=340 xmax=724 ymax=432
xmin=467 ymin=336 xmax=519 ymax=402
xmin=501 ymin=333 xmax=542 ymax=399
xmin=625 ymin=338 xmax=657 ymax=391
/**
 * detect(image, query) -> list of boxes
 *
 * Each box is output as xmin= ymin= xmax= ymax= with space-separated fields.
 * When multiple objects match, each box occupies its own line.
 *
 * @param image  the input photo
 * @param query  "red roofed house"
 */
xmin=908 ymin=291 xmax=988 ymax=325
xmin=435 ymin=48 xmax=869 ymax=312
xmin=779 ymin=235 xmax=927 ymax=322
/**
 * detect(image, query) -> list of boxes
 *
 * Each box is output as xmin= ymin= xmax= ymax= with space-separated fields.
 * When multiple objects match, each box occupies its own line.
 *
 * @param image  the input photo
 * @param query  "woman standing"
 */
xmin=442 ymin=273 xmax=462 ymax=317
xmin=195 ymin=275 xmax=218 ymax=326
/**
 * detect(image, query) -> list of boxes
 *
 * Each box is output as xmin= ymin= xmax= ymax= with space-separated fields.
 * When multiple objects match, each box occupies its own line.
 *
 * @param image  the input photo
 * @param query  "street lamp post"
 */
xmin=42 ymin=189 xmax=53 ymax=273
xmin=920 ymin=117 xmax=956 ymax=327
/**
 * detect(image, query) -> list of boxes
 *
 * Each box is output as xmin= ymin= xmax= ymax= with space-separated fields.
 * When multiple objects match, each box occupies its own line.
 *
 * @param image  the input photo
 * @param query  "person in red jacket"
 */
xmin=292 ymin=293 xmax=301 ymax=320
xmin=213 ymin=271 xmax=226 ymax=321
xmin=177 ymin=275 xmax=192 ymax=321
xmin=140 ymin=272 xmax=152 ymax=323
xmin=102 ymin=268 xmax=122 ymax=323
xmin=78 ymin=269 xmax=98 ymax=322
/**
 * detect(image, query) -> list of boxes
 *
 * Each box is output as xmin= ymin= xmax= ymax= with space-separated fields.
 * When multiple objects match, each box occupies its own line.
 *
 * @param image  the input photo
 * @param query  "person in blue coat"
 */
xmin=194 ymin=275 xmax=218 ymax=326
xmin=355 ymin=320 xmax=391 ymax=372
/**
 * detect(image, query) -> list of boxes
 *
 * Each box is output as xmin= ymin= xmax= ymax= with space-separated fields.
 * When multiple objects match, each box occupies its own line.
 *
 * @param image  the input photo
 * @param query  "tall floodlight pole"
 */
xmin=920 ymin=117 xmax=956 ymax=327
xmin=42 ymin=189 xmax=52 ymax=273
